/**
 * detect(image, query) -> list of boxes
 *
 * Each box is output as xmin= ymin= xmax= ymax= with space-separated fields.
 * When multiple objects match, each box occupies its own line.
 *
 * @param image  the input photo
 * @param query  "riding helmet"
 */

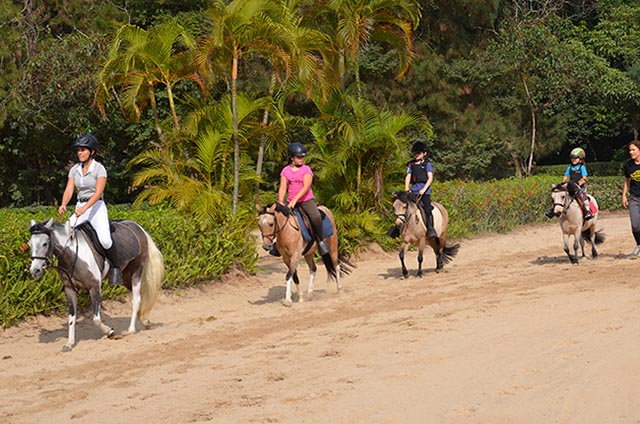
xmin=411 ymin=141 xmax=428 ymax=154
xmin=570 ymin=147 xmax=585 ymax=159
xmin=73 ymin=134 xmax=100 ymax=152
xmin=287 ymin=142 xmax=307 ymax=157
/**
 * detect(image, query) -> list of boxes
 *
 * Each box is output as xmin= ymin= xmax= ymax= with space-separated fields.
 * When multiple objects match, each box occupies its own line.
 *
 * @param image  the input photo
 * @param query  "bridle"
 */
xmin=552 ymin=189 xmax=576 ymax=216
xmin=29 ymin=224 xmax=78 ymax=287
xmin=393 ymin=199 xmax=410 ymax=228
xmin=258 ymin=206 xmax=298 ymax=243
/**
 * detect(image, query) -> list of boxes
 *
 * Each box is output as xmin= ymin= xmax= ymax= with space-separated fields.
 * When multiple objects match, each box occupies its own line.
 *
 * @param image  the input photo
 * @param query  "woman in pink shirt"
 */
xmin=277 ymin=142 xmax=329 ymax=256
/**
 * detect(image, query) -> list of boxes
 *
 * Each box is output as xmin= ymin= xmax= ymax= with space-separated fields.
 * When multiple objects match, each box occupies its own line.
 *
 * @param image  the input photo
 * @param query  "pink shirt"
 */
xmin=281 ymin=164 xmax=315 ymax=204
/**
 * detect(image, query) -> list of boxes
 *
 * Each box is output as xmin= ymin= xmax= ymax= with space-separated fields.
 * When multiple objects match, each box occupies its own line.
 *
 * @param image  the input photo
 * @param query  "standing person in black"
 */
xmin=622 ymin=140 xmax=640 ymax=256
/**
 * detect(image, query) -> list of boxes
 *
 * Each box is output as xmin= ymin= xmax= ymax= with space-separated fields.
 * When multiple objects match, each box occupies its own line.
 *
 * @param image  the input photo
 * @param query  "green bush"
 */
xmin=0 ymin=205 xmax=257 ymax=327
xmin=535 ymin=161 xmax=624 ymax=177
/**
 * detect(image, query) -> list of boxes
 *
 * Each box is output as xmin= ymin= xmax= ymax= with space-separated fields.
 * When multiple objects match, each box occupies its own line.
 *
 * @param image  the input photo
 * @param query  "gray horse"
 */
xmin=549 ymin=182 xmax=605 ymax=264
xmin=28 ymin=218 xmax=164 ymax=351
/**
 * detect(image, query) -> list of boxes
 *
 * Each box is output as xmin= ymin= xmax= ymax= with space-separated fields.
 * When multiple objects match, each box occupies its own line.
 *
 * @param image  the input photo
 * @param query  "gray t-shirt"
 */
xmin=68 ymin=160 xmax=107 ymax=201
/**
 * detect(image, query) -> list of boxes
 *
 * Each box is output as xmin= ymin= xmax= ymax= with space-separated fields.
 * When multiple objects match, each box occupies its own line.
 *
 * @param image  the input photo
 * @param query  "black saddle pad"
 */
xmin=76 ymin=221 xmax=141 ymax=266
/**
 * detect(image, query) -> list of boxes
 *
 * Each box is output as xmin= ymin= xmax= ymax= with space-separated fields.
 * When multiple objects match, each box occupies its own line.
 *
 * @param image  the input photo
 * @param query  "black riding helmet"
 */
xmin=411 ymin=141 xmax=427 ymax=154
xmin=73 ymin=134 xmax=99 ymax=152
xmin=287 ymin=142 xmax=307 ymax=157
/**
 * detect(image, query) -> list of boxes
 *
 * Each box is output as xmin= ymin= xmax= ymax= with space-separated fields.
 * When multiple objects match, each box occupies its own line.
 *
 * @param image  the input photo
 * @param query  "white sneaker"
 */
xmin=630 ymin=245 xmax=640 ymax=257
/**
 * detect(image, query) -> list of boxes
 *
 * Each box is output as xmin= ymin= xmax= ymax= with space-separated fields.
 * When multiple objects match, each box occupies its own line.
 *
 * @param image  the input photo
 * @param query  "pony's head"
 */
xmin=255 ymin=203 xmax=278 ymax=252
xmin=550 ymin=183 xmax=570 ymax=217
xmin=28 ymin=218 xmax=55 ymax=279
xmin=392 ymin=191 xmax=413 ymax=228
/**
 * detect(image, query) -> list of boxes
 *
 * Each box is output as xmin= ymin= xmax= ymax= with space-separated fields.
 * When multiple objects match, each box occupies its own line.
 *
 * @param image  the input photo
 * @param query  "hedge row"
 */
xmin=0 ymin=205 xmax=257 ymax=327
xmin=0 ymin=175 xmax=628 ymax=327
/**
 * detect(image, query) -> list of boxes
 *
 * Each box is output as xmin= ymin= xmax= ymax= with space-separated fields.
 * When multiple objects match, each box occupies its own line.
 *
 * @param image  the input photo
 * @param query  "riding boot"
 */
xmin=387 ymin=225 xmax=400 ymax=238
xmin=544 ymin=206 xmax=555 ymax=218
xmin=269 ymin=244 xmax=281 ymax=257
xmin=105 ymin=245 xmax=123 ymax=285
xmin=317 ymin=239 xmax=330 ymax=256
xmin=425 ymin=211 xmax=437 ymax=239
xmin=582 ymin=200 xmax=593 ymax=220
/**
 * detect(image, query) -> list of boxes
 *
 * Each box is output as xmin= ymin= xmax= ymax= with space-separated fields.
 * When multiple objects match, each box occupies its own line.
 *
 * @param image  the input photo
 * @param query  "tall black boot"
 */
xmin=105 ymin=244 xmax=123 ymax=285
xmin=425 ymin=211 xmax=437 ymax=239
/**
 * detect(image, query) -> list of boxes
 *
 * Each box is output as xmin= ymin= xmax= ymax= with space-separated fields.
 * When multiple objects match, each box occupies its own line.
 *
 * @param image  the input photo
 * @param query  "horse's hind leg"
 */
xmin=127 ymin=278 xmax=142 ymax=333
xmin=90 ymin=286 xmax=115 ymax=338
xmin=303 ymin=254 xmax=316 ymax=302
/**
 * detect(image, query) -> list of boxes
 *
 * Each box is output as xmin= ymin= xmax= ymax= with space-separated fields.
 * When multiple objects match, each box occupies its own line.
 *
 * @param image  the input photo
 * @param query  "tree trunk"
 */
xmin=254 ymin=74 xmax=277 ymax=201
xmin=231 ymin=54 xmax=240 ymax=215
xmin=166 ymin=82 xmax=180 ymax=131
xmin=148 ymin=83 xmax=165 ymax=144
xmin=521 ymin=74 xmax=536 ymax=176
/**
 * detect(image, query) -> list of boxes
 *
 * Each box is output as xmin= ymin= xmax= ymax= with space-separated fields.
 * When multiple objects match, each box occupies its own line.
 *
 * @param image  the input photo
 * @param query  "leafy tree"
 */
xmin=95 ymin=20 xmax=204 ymax=144
xmin=197 ymin=0 xmax=295 ymax=214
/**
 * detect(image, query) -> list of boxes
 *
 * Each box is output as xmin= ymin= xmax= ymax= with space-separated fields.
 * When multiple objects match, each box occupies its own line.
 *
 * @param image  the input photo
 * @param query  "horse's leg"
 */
xmin=571 ymin=232 xmax=580 ymax=265
xmin=283 ymin=256 xmax=300 ymax=306
xmin=399 ymin=242 xmax=409 ymax=278
xmin=127 ymin=277 xmax=142 ymax=334
xmin=416 ymin=247 xmax=424 ymax=278
xmin=89 ymin=285 xmax=115 ymax=338
xmin=303 ymin=254 xmax=316 ymax=302
xmin=562 ymin=233 xmax=576 ymax=264
xmin=431 ymin=240 xmax=443 ymax=271
xmin=589 ymin=226 xmax=599 ymax=258
xmin=63 ymin=286 xmax=78 ymax=352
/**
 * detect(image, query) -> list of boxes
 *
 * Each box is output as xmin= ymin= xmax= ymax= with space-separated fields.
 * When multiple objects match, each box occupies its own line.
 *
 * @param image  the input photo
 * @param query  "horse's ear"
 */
xmin=255 ymin=204 xmax=264 ymax=214
xmin=29 ymin=219 xmax=36 ymax=228
xmin=45 ymin=218 xmax=54 ymax=228
xmin=550 ymin=183 xmax=555 ymax=189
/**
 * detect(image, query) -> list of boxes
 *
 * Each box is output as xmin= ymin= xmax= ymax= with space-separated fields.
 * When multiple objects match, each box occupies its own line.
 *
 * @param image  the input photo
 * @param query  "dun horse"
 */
xmin=256 ymin=203 xmax=352 ymax=305
xmin=28 ymin=218 xmax=164 ymax=351
xmin=549 ymin=182 xmax=605 ymax=264
xmin=392 ymin=191 xmax=459 ymax=278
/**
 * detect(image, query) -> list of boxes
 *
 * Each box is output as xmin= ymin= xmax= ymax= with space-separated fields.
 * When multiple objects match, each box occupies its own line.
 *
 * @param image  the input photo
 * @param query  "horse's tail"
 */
xmin=583 ymin=229 xmax=605 ymax=245
xmin=338 ymin=254 xmax=355 ymax=277
xmin=138 ymin=231 xmax=165 ymax=324
xmin=322 ymin=253 xmax=338 ymax=281
xmin=441 ymin=242 xmax=460 ymax=265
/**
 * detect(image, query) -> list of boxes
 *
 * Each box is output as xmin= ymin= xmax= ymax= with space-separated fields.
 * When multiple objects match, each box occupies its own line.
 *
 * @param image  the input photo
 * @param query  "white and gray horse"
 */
xmin=28 ymin=218 xmax=164 ymax=351
xmin=549 ymin=182 xmax=605 ymax=265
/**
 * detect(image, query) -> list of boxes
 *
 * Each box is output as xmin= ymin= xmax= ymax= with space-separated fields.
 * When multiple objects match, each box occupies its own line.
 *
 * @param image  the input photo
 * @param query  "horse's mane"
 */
xmin=551 ymin=181 xmax=579 ymax=196
xmin=393 ymin=190 xmax=413 ymax=204
xmin=29 ymin=222 xmax=51 ymax=235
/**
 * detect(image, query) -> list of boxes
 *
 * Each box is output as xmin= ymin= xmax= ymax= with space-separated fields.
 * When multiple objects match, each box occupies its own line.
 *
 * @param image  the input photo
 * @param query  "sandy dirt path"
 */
xmin=1 ymin=211 xmax=640 ymax=424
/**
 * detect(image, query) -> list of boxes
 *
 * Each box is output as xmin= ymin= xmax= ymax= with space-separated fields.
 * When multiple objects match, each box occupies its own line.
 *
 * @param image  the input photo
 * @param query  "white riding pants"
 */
xmin=69 ymin=200 xmax=113 ymax=249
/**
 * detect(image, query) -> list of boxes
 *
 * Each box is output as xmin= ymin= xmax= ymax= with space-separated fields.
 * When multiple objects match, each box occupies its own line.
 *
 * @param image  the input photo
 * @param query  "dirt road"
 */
xmin=2 ymin=211 xmax=639 ymax=423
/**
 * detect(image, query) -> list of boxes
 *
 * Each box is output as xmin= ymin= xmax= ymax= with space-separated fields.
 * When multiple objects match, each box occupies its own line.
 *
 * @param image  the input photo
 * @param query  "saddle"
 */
xmin=75 ymin=221 xmax=141 ymax=268
xmin=273 ymin=203 xmax=334 ymax=242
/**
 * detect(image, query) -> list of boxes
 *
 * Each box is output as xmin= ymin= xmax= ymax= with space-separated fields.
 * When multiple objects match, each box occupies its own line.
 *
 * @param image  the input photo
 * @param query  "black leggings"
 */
xmin=418 ymin=193 xmax=432 ymax=214
xmin=298 ymin=199 xmax=324 ymax=240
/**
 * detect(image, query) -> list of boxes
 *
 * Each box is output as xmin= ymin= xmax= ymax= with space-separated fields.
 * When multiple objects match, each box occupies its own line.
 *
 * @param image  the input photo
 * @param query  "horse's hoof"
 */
xmin=107 ymin=329 xmax=115 ymax=339
xmin=416 ymin=273 xmax=423 ymax=278
xmin=281 ymin=300 xmax=293 ymax=308
xmin=62 ymin=344 xmax=73 ymax=353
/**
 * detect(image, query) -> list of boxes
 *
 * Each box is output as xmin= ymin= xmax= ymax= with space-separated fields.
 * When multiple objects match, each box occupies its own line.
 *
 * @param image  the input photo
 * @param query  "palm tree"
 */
xmin=95 ymin=20 xmax=204 ymax=144
xmin=130 ymin=92 xmax=272 ymax=225
xmin=197 ymin=0 xmax=294 ymax=214
xmin=312 ymin=0 xmax=422 ymax=97
xmin=311 ymin=92 xmax=432 ymax=212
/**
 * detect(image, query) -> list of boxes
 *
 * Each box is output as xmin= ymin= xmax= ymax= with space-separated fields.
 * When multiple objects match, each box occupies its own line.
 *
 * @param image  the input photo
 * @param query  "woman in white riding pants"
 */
xmin=58 ymin=134 xmax=122 ymax=285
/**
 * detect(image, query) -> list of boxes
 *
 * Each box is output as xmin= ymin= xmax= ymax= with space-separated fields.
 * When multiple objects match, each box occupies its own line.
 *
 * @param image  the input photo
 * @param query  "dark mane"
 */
xmin=29 ymin=221 xmax=51 ymax=235
xmin=392 ymin=190 xmax=410 ymax=203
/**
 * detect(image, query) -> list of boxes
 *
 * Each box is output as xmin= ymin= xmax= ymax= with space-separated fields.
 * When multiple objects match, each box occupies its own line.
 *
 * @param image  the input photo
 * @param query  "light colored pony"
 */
xmin=550 ymin=182 xmax=605 ymax=264
xmin=392 ymin=191 xmax=459 ymax=278
xmin=28 ymin=218 xmax=164 ymax=351
xmin=256 ymin=203 xmax=352 ymax=305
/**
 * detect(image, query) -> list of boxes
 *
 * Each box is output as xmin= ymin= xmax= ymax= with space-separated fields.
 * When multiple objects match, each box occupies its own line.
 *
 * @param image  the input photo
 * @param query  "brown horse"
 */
xmin=256 ymin=203 xmax=352 ymax=305
xmin=392 ymin=191 xmax=459 ymax=278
